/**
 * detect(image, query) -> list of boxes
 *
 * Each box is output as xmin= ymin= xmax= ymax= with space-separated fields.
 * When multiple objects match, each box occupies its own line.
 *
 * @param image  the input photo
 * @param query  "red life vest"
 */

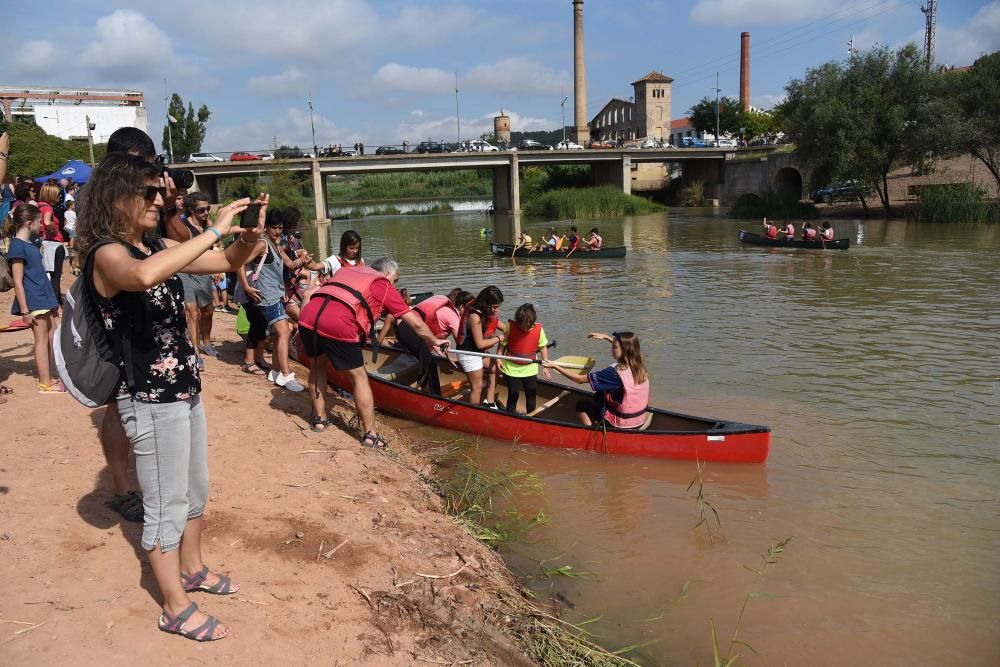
xmin=782 ymin=223 xmax=795 ymax=239
xmin=503 ymin=321 xmax=542 ymax=365
xmin=802 ymin=227 xmax=817 ymax=240
xmin=303 ymin=266 xmax=383 ymax=358
xmin=820 ymin=227 xmax=833 ymax=240
xmin=604 ymin=367 xmax=649 ymax=429
xmin=764 ymin=224 xmax=778 ymax=239
xmin=337 ymin=256 xmax=365 ymax=268
xmin=415 ymin=295 xmax=459 ymax=339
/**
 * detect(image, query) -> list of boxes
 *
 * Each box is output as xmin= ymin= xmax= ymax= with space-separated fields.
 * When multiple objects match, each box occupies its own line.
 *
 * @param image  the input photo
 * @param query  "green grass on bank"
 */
xmin=523 ymin=186 xmax=665 ymax=219
xmin=914 ymin=182 xmax=997 ymax=223
xmin=327 ymin=170 xmax=492 ymax=202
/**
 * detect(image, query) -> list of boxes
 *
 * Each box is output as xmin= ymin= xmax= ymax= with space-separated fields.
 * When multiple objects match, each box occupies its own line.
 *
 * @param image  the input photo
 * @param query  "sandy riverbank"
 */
xmin=0 ymin=287 xmax=546 ymax=665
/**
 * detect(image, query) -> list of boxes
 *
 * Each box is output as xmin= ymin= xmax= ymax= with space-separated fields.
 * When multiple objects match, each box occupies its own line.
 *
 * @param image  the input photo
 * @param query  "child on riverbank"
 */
xmin=5 ymin=205 xmax=63 ymax=393
xmin=499 ymin=303 xmax=550 ymax=414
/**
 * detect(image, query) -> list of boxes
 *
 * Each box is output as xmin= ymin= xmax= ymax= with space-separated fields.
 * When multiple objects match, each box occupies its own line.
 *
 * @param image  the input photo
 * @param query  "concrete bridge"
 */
xmin=182 ymin=147 xmax=809 ymax=243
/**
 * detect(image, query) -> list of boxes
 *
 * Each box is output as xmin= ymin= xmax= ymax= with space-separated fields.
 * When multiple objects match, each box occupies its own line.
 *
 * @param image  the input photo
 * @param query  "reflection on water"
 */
xmin=302 ymin=211 xmax=1000 ymax=665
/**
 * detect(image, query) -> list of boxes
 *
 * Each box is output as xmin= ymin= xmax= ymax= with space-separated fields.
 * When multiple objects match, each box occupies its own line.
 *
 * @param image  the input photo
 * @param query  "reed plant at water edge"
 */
xmin=915 ymin=182 xmax=996 ymax=223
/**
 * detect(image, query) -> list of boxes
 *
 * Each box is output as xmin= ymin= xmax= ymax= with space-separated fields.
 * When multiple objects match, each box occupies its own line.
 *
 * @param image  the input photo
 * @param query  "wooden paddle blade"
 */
xmin=552 ymin=355 xmax=596 ymax=373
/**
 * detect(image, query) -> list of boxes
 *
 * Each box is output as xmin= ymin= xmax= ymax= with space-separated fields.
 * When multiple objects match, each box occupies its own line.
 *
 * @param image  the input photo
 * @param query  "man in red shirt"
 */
xmin=299 ymin=257 xmax=447 ymax=447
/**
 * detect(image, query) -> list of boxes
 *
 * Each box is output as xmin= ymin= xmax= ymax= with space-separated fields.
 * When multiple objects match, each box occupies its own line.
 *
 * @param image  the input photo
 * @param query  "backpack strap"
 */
xmin=325 ymin=281 xmax=379 ymax=363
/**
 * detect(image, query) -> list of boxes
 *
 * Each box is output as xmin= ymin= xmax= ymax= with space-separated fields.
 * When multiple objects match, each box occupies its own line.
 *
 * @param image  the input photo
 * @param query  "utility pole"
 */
xmin=85 ymin=114 xmax=96 ymax=166
xmin=921 ymin=0 xmax=936 ymax=71
xmin=713 ymin=72 xmax=722 ymax=144
xmin=454 ymin=72 xmax=461 ymax=147
xmin=307 ymin=90 xmax=317 ymax=157
xmin=847 ymin=35 xmax=856 ymax=59
xmin=561 ymin=89 xmax=569 ymax=144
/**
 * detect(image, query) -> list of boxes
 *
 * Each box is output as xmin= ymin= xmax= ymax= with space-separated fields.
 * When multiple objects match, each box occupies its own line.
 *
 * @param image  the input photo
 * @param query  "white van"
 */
xmin=468 ymin=140 xmax=499 ymax=152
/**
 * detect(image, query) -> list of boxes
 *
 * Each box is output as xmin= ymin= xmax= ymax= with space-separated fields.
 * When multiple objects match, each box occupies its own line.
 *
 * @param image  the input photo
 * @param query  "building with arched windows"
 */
xmin=589 ymin=71 xmax=673 ymax=143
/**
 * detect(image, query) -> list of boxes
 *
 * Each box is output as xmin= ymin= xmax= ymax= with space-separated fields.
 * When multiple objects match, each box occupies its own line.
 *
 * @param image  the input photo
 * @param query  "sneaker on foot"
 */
xmin=267 ymin=369 xmax=279 ymax=383
xmin=276 ymin=372 xmax=304 ymax=392
xmin=196 ymin=356 xmax=205 ymax=371
xmin=200 ymin=345 xmax=220 ymax=357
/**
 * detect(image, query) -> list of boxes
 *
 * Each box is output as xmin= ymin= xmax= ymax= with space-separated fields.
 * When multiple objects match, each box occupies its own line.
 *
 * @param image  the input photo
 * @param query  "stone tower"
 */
xmin=631 ymin=71 xmax=673 ymax=141
xmin=572 ymin=0 xmax=590 ymax=144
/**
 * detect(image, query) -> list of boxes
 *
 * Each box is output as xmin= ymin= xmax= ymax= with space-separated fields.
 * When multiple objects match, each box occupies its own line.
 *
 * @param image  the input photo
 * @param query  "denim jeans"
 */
xmin=117 ymin=395 xmax=209 ymax=552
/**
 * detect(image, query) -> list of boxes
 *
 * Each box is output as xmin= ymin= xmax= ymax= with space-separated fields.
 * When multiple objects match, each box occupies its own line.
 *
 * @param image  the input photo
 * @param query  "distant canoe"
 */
xmin=491 ymin=243 xmax=627 ymax=258
xmin=739 ymin=229 xmax=850 ymax=250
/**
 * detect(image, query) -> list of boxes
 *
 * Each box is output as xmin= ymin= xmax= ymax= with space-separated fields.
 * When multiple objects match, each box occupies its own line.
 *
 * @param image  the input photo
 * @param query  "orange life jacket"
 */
xmin=415 ymin=295 xmax=459 ymax=339
xmin=764 ymin=224 xmax=778 ymax=239
xmin=306 ymin=266 xmax=382 ymax=360
xmin=503 ymin=321 xmax=542 ymax=365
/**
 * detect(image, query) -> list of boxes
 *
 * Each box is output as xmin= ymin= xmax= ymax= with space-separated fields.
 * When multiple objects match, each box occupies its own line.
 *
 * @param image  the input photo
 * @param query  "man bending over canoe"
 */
xmin=544 ymin=331 xmax=650 ymax=429
xmin=299 ymin=257 xmax=448 ymax=445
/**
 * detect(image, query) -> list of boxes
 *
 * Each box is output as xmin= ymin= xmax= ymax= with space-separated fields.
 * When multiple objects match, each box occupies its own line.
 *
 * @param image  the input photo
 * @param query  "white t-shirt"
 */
xmin=64 ymin=209 xmax=77 ymax=231
xmin=320 ymin=255 xmax=362 ymax=276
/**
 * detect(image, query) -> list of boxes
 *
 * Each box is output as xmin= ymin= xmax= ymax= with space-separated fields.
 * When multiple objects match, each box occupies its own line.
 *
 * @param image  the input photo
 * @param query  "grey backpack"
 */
xmin=54 ymin=241 xmax=143 ymax=407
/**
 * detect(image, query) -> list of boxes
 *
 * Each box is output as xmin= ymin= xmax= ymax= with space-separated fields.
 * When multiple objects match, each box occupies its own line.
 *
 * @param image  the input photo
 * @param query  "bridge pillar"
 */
xmin=591 ymin=154 xmax=632 ymax=195
xmin=491 ymin=154 xmax=520 ymax=215
xmin=311 ymin=160 xmax=330 ymax=224
xmin=191 ymin=174 xmax=220 ymax=204
xmin=492 ymin=212 xmax=521 ymax=246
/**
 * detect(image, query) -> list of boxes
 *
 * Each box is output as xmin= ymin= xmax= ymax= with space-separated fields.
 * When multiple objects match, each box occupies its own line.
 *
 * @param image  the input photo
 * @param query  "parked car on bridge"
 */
xmin=588 ymin=139 xmax=615 ymax=149
xmin=229 ymin=152 xmax=261 ymax=161
xmin=518 ymin=139 xmax=552 ymax=151
xmin=416 ymin=141 xmax=447 ymax=153
xmin=640 ymin=138 xmax=675 ymax=149
xmin=708 ymin=139 xmax=738 ymax=148
xmin=188 ymin=152 xmax=224 ymax=163
xmin=258 ymin=152 xmax=275 ymax=160
xmin=376 ymin=145 xmax=405 ymax=155
xmin=681 ymin=137 xmax=708 ymax=148
xmin=810 ymin=180 xmax=869 ymax=204
xmin=555 ymin=140 xmax=584 ymax=150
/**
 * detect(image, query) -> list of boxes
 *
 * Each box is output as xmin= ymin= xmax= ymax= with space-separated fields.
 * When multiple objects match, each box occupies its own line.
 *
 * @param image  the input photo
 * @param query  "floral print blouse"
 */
xmin=98 ymin=251 xmax=200 ymax=403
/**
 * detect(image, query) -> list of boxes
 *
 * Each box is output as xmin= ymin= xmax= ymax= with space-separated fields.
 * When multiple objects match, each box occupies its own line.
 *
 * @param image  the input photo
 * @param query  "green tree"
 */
xmin=738 ymin=108 xmax=780 ymax=139
xmin=688 ymin=96 xmax=742 ymax=138
xmin=162 ymin=93 xmax=211 ymax=163
xmin=780 ymin=44 xmax=934 ymax=214
xmin=3 ymin=118 xmax=106 ymax=176
xmin=933 ymin=52 xmax=1000 ymax=193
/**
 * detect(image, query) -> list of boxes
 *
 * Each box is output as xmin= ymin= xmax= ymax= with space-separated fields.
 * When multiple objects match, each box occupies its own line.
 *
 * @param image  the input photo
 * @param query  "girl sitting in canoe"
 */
xmin=780 ymin=220 xmax=795 ymax=241
xmin=499 ymin=303 xmax=551 ymax=414
xmin=819 ymin=222 xmax=834 ymax=241
xmin=455 ymin=286 xmax=504 ymax=408
xmin=801 ymin=221 xmax=817 ymax=241
xmin=544 ymin=331 xmax=649 ymax=429
xmin=530 ymin=228 xmax=557 ymax=253
xmin=763 ymin=219 xmax=778 ymax=239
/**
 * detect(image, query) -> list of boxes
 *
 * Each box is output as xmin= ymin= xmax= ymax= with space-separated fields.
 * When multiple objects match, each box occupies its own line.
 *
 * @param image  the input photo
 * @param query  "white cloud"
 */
xmin=394 ymin=109 xmax=554 ymax=144
xmin=8 ymin=40 xmax=61 ymax=79
xmin=751 ymin=93 xmax=784 ymax=109
xmin=372 ymin=64 xmax=455 ymax=95
xmin=205 ymin=108 xmax=347 ymax=153
xmin=465 ymin=57 xmax=571 ymax=96
xmin=173 ymin=0 xmax=480 ymax=61
xmin=248 ymin=68 xmax=308 ymax=96
xmin=689 ymin=0 xmax=897 ymax=27
xmin=79 ymin=10 xmax=177 ymax=82
xmin=370 ymin=57 xmax=570 ymax=98
xmin=930 ymin=1 xmax=1000 ymax=67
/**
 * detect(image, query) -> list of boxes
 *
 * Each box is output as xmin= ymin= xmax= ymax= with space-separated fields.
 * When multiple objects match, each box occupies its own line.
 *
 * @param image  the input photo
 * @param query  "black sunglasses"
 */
xmin=142 ymin=185 xmax=167 ymax=201
xmin=194 ymin=206 xmax=211 ymax=214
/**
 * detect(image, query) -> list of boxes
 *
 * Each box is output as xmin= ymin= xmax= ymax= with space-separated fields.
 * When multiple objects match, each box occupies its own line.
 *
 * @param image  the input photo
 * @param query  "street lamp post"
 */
xmin=454 ymin=72 xmax=461 ymax=148
xmin=307 ymin=90 xmax=318 ymax=157
xmin=713 ymin=72 xmax=722 ymax=145
xmin=85 ymin=114 xmax=96 ymax=166
xmin=561 ymin=92 xmax=569 ymax=144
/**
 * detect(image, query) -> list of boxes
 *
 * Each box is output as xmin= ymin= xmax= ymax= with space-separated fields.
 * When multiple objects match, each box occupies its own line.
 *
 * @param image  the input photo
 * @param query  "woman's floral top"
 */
xmin=98 ymin=257 xmax=200 ymax=403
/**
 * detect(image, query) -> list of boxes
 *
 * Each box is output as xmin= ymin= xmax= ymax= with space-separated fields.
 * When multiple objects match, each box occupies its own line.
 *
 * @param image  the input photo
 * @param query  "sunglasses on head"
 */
xmin=611 ymin=332 xmax=622 ymax=342
xmin=142 ymin=185 xmax=167 ymax=201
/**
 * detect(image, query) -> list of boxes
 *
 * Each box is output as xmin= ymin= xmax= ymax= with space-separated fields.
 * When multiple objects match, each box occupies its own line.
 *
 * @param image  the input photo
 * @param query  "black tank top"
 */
xmin=97 ymin=241 xmax=201 ymax=403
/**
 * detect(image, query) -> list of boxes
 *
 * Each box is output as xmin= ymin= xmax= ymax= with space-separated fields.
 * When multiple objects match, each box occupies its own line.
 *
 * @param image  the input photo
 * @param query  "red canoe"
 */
xmin=294 ymin=341 xmax=770 ymax=463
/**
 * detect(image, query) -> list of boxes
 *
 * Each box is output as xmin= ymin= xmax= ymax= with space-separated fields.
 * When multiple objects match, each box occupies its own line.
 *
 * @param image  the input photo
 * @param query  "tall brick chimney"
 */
xmin=740 ymin=31 xmax=750 ymax=112
xmin=572 ymin=0 xmax=590 ymax=144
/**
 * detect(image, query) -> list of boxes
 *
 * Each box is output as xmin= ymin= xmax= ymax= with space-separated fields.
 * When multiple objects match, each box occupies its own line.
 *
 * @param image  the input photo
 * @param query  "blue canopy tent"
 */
xmin=35 ymin=160 xmax=92 ymax=184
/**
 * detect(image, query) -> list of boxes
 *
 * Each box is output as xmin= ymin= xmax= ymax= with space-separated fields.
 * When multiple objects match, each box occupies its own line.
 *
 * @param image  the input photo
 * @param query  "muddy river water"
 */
xmin=301 ymin=210 xmax=999 ymax=665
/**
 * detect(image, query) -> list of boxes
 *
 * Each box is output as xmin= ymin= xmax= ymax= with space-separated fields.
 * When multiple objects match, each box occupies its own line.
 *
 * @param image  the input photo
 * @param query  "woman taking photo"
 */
xmin=544 ymin=331 xmax=650 ymax=429
xmin=78 ymin=153 xmax=268 ymax=642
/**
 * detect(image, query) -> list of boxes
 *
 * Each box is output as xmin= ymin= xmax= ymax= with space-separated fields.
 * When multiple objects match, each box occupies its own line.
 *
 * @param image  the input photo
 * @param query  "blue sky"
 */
xmin=7 ymin=0 xmax=998 ymax=153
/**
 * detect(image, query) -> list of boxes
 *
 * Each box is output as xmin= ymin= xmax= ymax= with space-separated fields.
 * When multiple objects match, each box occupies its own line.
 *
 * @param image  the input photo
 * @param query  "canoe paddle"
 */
xmin=450 ymin=348 xmax=595 ymax=371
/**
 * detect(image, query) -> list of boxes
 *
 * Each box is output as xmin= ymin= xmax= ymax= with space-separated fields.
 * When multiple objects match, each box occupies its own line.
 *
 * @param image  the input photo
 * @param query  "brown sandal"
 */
xmin=240 ymin=363 xmax=263 ymax=375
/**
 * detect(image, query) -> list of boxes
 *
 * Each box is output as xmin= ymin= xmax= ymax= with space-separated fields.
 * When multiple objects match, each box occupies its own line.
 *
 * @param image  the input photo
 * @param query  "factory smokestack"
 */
xmin=572 ymin=0 xmax=590 ymax=144
xmin=740 ymin=31 xmax=750 ymax=112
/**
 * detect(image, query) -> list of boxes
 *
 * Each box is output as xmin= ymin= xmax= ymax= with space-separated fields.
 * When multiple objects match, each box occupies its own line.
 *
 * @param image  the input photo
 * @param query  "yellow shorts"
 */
xmin=29 ymin=309 xmax=54 ymax=318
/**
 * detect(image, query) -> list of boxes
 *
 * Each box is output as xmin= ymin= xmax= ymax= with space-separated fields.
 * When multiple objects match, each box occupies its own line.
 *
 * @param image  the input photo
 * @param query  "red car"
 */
xmin=588 ymin=139 xmax=615 ymax=149
xmin=229 ymin=152 xmax=260 ymax=161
